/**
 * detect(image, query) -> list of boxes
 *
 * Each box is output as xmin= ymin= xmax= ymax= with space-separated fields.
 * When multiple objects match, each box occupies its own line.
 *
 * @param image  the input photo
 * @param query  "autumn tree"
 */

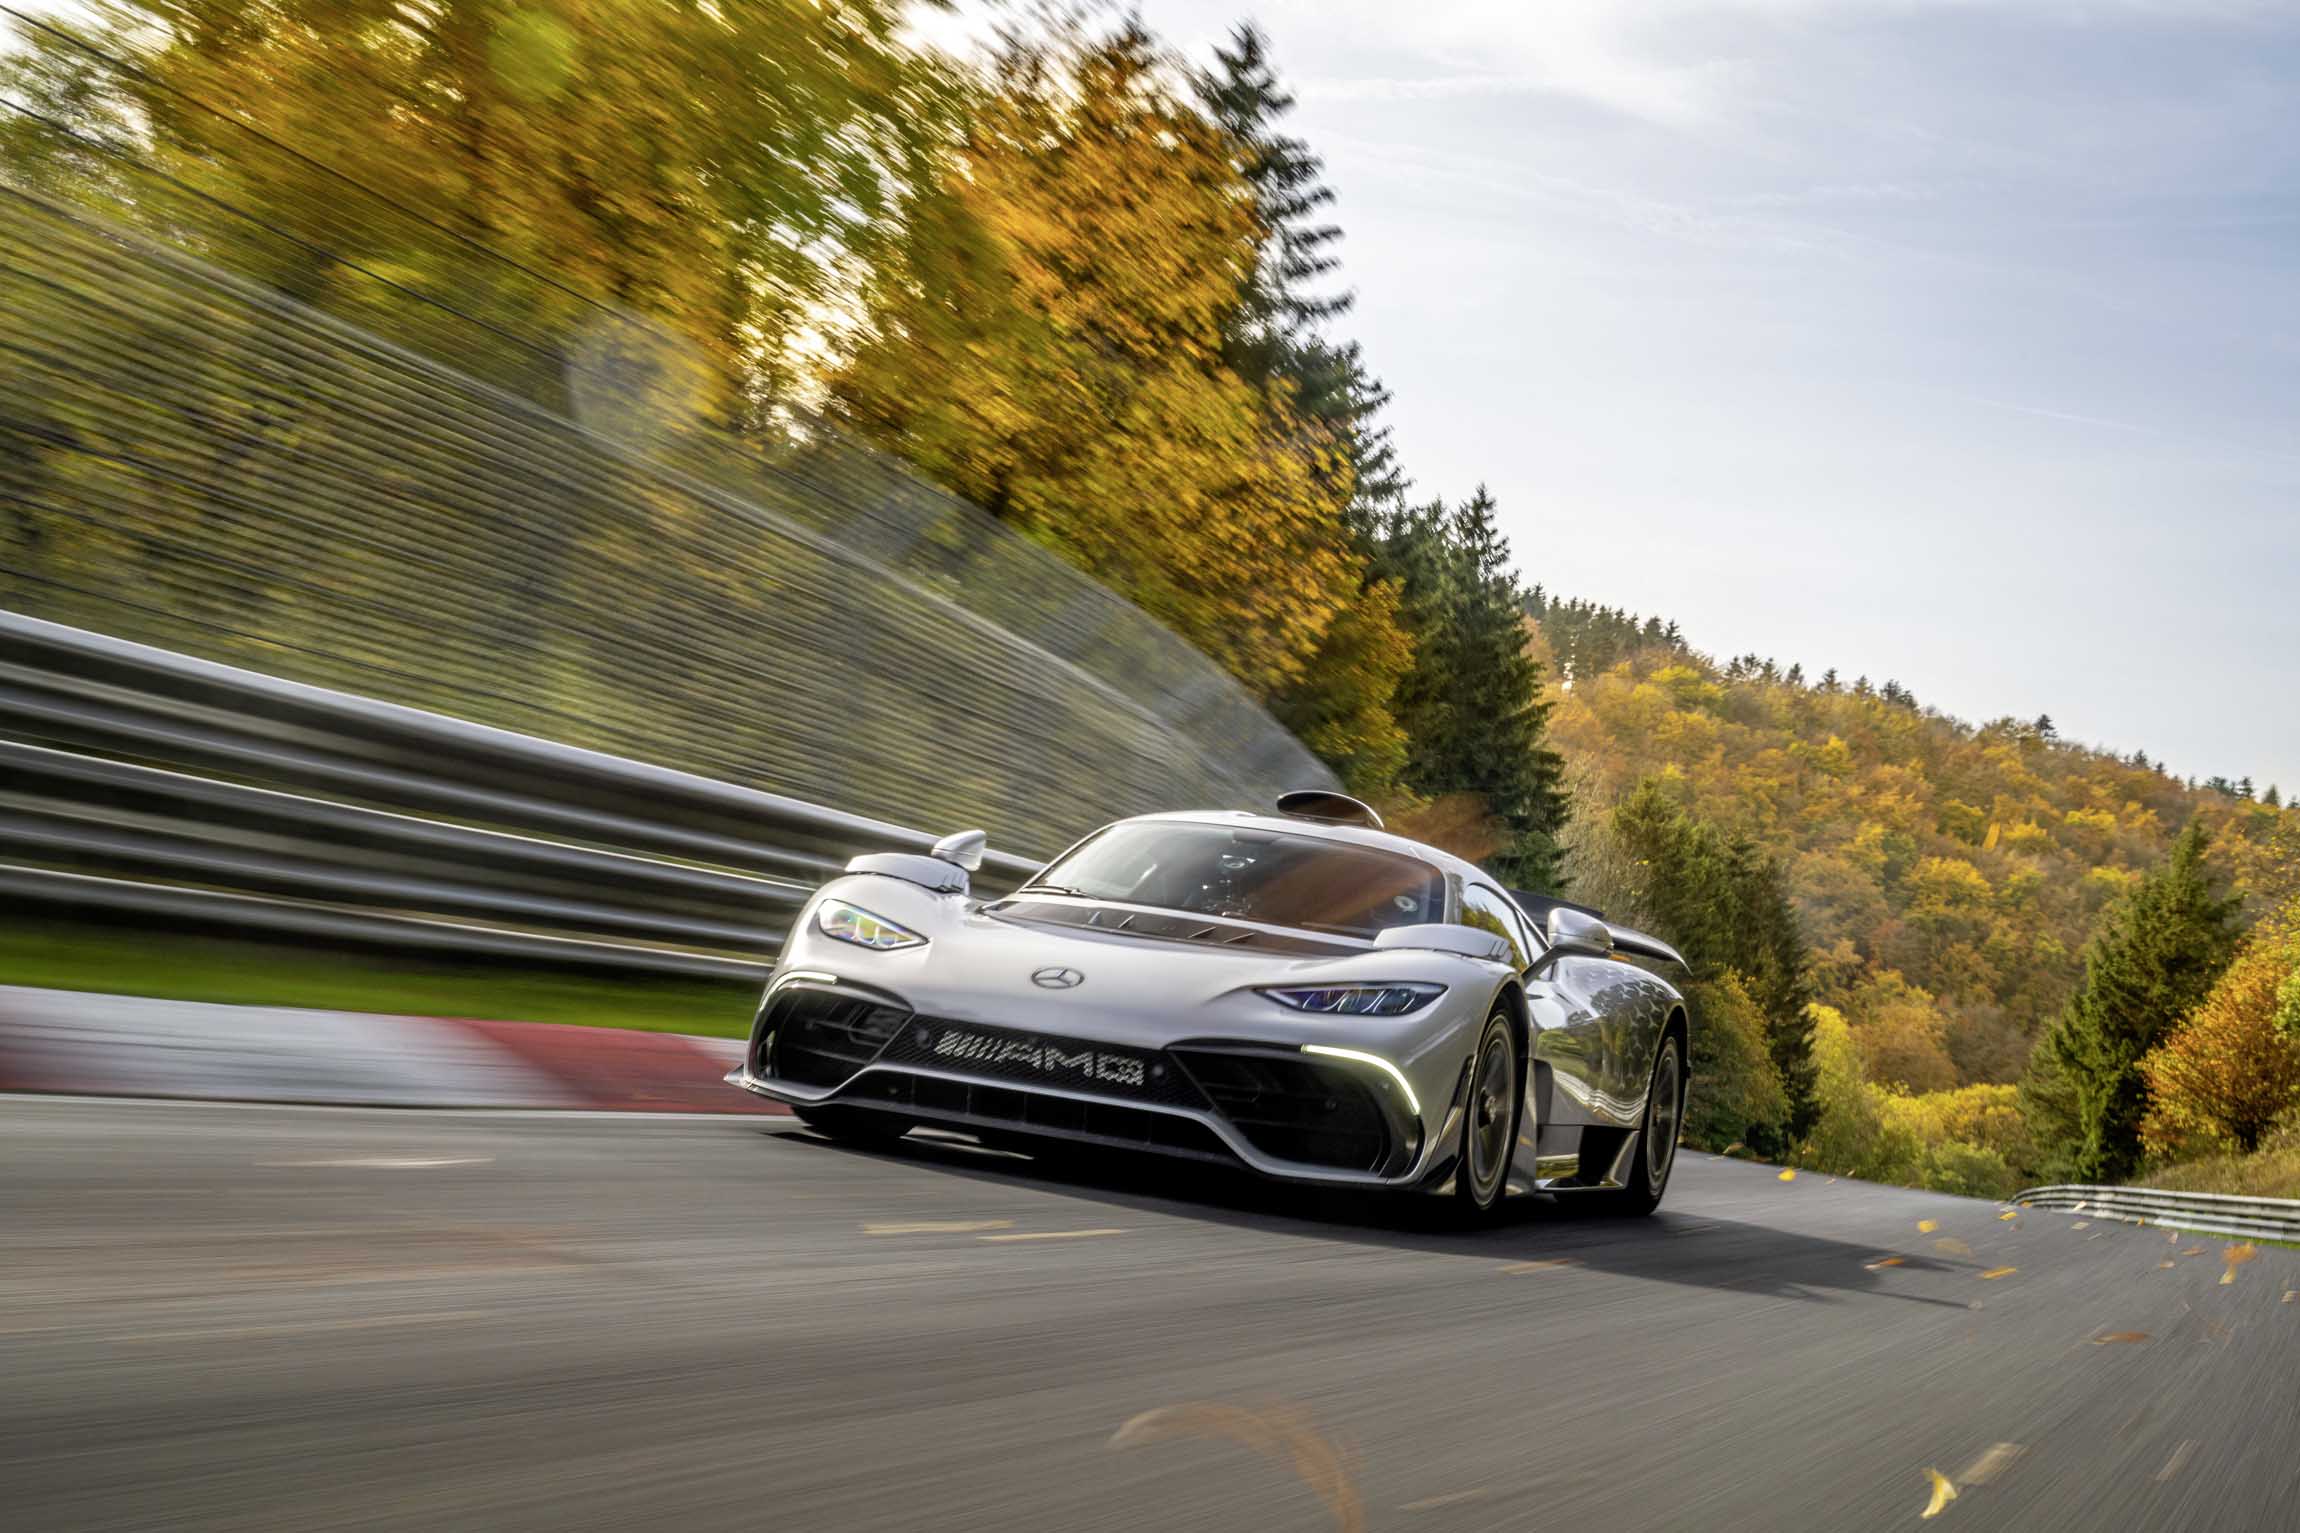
xmin=1847 ymin=971 xmax=1958 ymax=1094
xmin=4 ymin=0 xmax=954 ymax=413
xmin=1680 ymin=971 xmax=1790 ymax=1149
xmin=2140 ymin=943 xmax=2300 ymax=1158
xmin=2029 ymin=822 xmax=2243 ymax=1181
xmin=832 ymin=20 xmax=1393 ymax=713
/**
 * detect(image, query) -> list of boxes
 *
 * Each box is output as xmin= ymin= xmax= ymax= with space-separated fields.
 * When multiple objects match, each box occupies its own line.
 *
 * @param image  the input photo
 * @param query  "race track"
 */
xmin=3 ymin=1095 xmax=2294 ymax=1531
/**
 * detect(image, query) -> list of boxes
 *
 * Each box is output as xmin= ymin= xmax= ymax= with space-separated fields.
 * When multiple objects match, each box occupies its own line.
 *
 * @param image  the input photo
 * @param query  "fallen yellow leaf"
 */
xmin=2091 ymin=1331 xmax=2150 ymax=1345
xmin=2282 ymin=1291 xmax=2296 ymax=1304
xmin=1999 ymin=1211 xmax=2019 ymax=1221
xmin=1921 ymin=1467 xmax=1958 ymax=1520
xmin=1918 ymin=1220 xmax=1939 ymax=1234
xmin=2181 ymin=1247 xmax=2207 ymax=1256
xmin=1979 ymin=1266 xmax=2018 ymax=1280
xmin=1110 ymin=1402 xmax=1362 ymax=1533
xmin=1778 ymin=1168 xmax=1797 ymax=1182
xmin=2071 ymin=1221 xmax=2090 ymax=1231
xmin=2225 ymin=1244 xmax=2258 ymax=1269
xmin=1866 ymin=1256 xmax=1905 ymax=1270
xmin=2159 ymin=1261 xmax=2176 ymax=1269
xmin=1721 ymin=1142 xmax=1745 ymax=1156
xmin=1935 ymin=1237 xmax=1974 ymax=1257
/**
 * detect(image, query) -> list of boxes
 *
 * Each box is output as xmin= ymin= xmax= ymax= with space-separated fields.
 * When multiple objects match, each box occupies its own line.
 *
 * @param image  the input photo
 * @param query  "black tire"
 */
xmin=1593 ymin=1032 xmax=1684 ymax=1217
xmin=792 ymin=1104 xmax=913 ymax=1146
xmin=1452 ymin=1008 xmax=1522 ymax=1223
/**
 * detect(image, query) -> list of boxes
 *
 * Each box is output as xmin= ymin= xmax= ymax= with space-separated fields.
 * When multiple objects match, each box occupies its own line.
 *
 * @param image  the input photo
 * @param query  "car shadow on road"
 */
xmin=764 ymin=1125 xmax=1975 ymax=1310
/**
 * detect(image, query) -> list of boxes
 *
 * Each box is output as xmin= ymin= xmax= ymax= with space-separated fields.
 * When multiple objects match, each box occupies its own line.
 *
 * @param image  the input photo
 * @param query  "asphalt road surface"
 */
xmin=5 ymin=1096 xmax=2296 ymax=1532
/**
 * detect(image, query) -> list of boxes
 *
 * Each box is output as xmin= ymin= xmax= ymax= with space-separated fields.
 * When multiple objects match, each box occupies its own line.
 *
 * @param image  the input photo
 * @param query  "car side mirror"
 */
xmin=1545 ymin=906 xmax=1613 ymax=959
xmin=931 ymin=829 xmax=987 ymax=872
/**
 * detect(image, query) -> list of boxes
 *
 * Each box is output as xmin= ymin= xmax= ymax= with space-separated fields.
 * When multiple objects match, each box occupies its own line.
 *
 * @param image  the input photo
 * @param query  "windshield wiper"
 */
xmin=1015 ymin=883 xmax=1094 ymax=898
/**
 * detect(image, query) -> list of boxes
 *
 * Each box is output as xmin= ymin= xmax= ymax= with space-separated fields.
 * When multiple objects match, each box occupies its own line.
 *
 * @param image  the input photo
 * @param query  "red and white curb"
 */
xmin=0 ymin=986 xmax=789 ymax=1115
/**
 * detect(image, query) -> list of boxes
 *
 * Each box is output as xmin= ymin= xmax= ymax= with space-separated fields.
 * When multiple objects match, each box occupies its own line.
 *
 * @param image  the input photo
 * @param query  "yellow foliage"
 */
xmin=833 ymin=26 xmax=1386 ymax=703
xmin=116 ymin=0 xmax=951 ymax=418
xmin=2142 ymin=939 xmax=2300 ymax=1158
xmin=1649 ymin=664 xmax=1724 ymax=711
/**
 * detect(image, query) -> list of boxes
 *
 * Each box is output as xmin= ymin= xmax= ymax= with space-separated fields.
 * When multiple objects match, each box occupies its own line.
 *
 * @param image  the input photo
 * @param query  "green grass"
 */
xmin=0 ymin=917 xmax=760 ymax=1037
xmin=2144 ymin=1126 xmax=2300 ymax=1202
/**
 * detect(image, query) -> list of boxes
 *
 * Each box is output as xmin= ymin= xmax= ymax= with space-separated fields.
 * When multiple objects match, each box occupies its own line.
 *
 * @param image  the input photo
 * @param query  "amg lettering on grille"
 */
xmin=932 ymin=1030 xmax=1146 ymax=1088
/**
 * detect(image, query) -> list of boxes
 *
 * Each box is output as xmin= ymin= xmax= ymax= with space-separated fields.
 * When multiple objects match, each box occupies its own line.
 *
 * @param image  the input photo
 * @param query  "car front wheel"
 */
xmin=1453 ymin=1008 xmax=1521 ymax=1222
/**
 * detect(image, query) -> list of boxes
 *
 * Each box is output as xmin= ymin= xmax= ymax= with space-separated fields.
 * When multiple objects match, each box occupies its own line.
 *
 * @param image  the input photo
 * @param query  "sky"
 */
xmin=931 ymin=0 xmax=2300 ymax=794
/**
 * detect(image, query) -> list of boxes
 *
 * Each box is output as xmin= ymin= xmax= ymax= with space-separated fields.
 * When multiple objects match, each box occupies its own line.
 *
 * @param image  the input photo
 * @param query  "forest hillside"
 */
xmin=1533 ymin=593 xmax=2298 ymax=1099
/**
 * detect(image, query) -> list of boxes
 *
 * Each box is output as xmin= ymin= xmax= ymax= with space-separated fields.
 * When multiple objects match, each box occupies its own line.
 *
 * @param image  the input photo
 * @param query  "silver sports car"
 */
xmin=727 ymin=791 xmax=1691 ymax=1218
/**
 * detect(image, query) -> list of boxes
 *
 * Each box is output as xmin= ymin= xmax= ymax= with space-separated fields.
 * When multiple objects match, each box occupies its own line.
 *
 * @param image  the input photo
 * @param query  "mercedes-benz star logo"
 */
xmin=1031 ymin=966 xmax=1085 ymax=989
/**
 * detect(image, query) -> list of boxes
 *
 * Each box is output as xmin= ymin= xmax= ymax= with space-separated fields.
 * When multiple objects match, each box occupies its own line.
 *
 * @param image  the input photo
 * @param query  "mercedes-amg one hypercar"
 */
xmin=727 ymin=791 xmax=1691 ymax=1218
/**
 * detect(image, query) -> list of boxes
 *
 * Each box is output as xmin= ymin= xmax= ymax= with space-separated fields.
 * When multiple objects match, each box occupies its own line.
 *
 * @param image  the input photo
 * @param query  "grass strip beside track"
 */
xmin=0 ymin=916 xmax=759 ymax=1036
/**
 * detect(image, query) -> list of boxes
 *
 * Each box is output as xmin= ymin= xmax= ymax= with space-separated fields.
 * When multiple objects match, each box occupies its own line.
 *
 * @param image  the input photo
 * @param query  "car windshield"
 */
xmin=1023 ymin=821 xmax=1447 ymax=938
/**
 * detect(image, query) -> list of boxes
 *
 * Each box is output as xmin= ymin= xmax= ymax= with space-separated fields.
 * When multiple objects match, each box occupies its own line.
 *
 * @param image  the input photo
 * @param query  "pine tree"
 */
xmin=1605 ymin=780 xmax=1815 ymax=1149
xmin=1382 ymin=488 xmax=1569 ymax=888
xmin=2028 ymin=821 xmax=2243 ymax=1181
xmin=2267 ymin=785 xmax=2284 ymax=809
xmin=1195 ymin=25 xmax=1400 ymax=521
xmin=1728 ymin=842 xmax=1819 ymax=1140
xmin=1193 ymin=22 xmax=1411 ymax=788
xmin=1198 ymin=25 xmax=1345 ymax=351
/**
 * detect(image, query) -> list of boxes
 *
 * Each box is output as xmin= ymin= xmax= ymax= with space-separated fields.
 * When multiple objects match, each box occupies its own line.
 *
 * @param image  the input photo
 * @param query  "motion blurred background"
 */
xmin=3 ymin=0 xmax=2298 ymax=1196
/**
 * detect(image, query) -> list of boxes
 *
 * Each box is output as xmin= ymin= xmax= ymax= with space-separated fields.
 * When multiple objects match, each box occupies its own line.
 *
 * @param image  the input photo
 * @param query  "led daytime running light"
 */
xmin=1301 ymin=1044 xmax=1422 ymax=1116
xmin=815 ymin=899 xmax=927 ymax=951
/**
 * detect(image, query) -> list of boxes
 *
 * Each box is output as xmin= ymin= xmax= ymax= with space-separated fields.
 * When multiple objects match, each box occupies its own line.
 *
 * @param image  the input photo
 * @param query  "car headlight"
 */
xmin=1258 ymin=982 xmax=1445 ymax=1016
xmin=815 ymin=899 xmax=927 ymax=951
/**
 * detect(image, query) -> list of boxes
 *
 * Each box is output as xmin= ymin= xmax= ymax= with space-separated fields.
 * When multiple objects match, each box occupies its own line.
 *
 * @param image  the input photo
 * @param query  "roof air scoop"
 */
xmin=1274 ymin=789 xmax=1385 ymax=830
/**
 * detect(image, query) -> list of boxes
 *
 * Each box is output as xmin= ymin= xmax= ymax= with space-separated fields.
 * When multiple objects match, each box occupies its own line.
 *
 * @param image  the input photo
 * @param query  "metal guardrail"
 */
xmin=0 ymin=609 xmax=1046 ymax=979
xmin=2013 ymin=1184 xmax=2300 ymax=1244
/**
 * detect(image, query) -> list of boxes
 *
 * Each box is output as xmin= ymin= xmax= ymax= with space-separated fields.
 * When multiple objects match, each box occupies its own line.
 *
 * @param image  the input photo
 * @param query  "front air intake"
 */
xmin=763 ymin=986 xmax=909 ymax=1088
xmin=1171 ymin=1048 xmax=1393 ymax=1172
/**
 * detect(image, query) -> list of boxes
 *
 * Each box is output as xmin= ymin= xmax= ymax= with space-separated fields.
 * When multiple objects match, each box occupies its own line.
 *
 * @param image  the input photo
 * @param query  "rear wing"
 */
xmin=1508 ymin=889 xmax=1690 ymax=973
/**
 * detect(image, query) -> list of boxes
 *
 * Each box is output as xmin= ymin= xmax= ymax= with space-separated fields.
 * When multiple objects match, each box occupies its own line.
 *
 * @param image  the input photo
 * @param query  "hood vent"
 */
xmin=992 ymin=899 xmax=1359 ymax=957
